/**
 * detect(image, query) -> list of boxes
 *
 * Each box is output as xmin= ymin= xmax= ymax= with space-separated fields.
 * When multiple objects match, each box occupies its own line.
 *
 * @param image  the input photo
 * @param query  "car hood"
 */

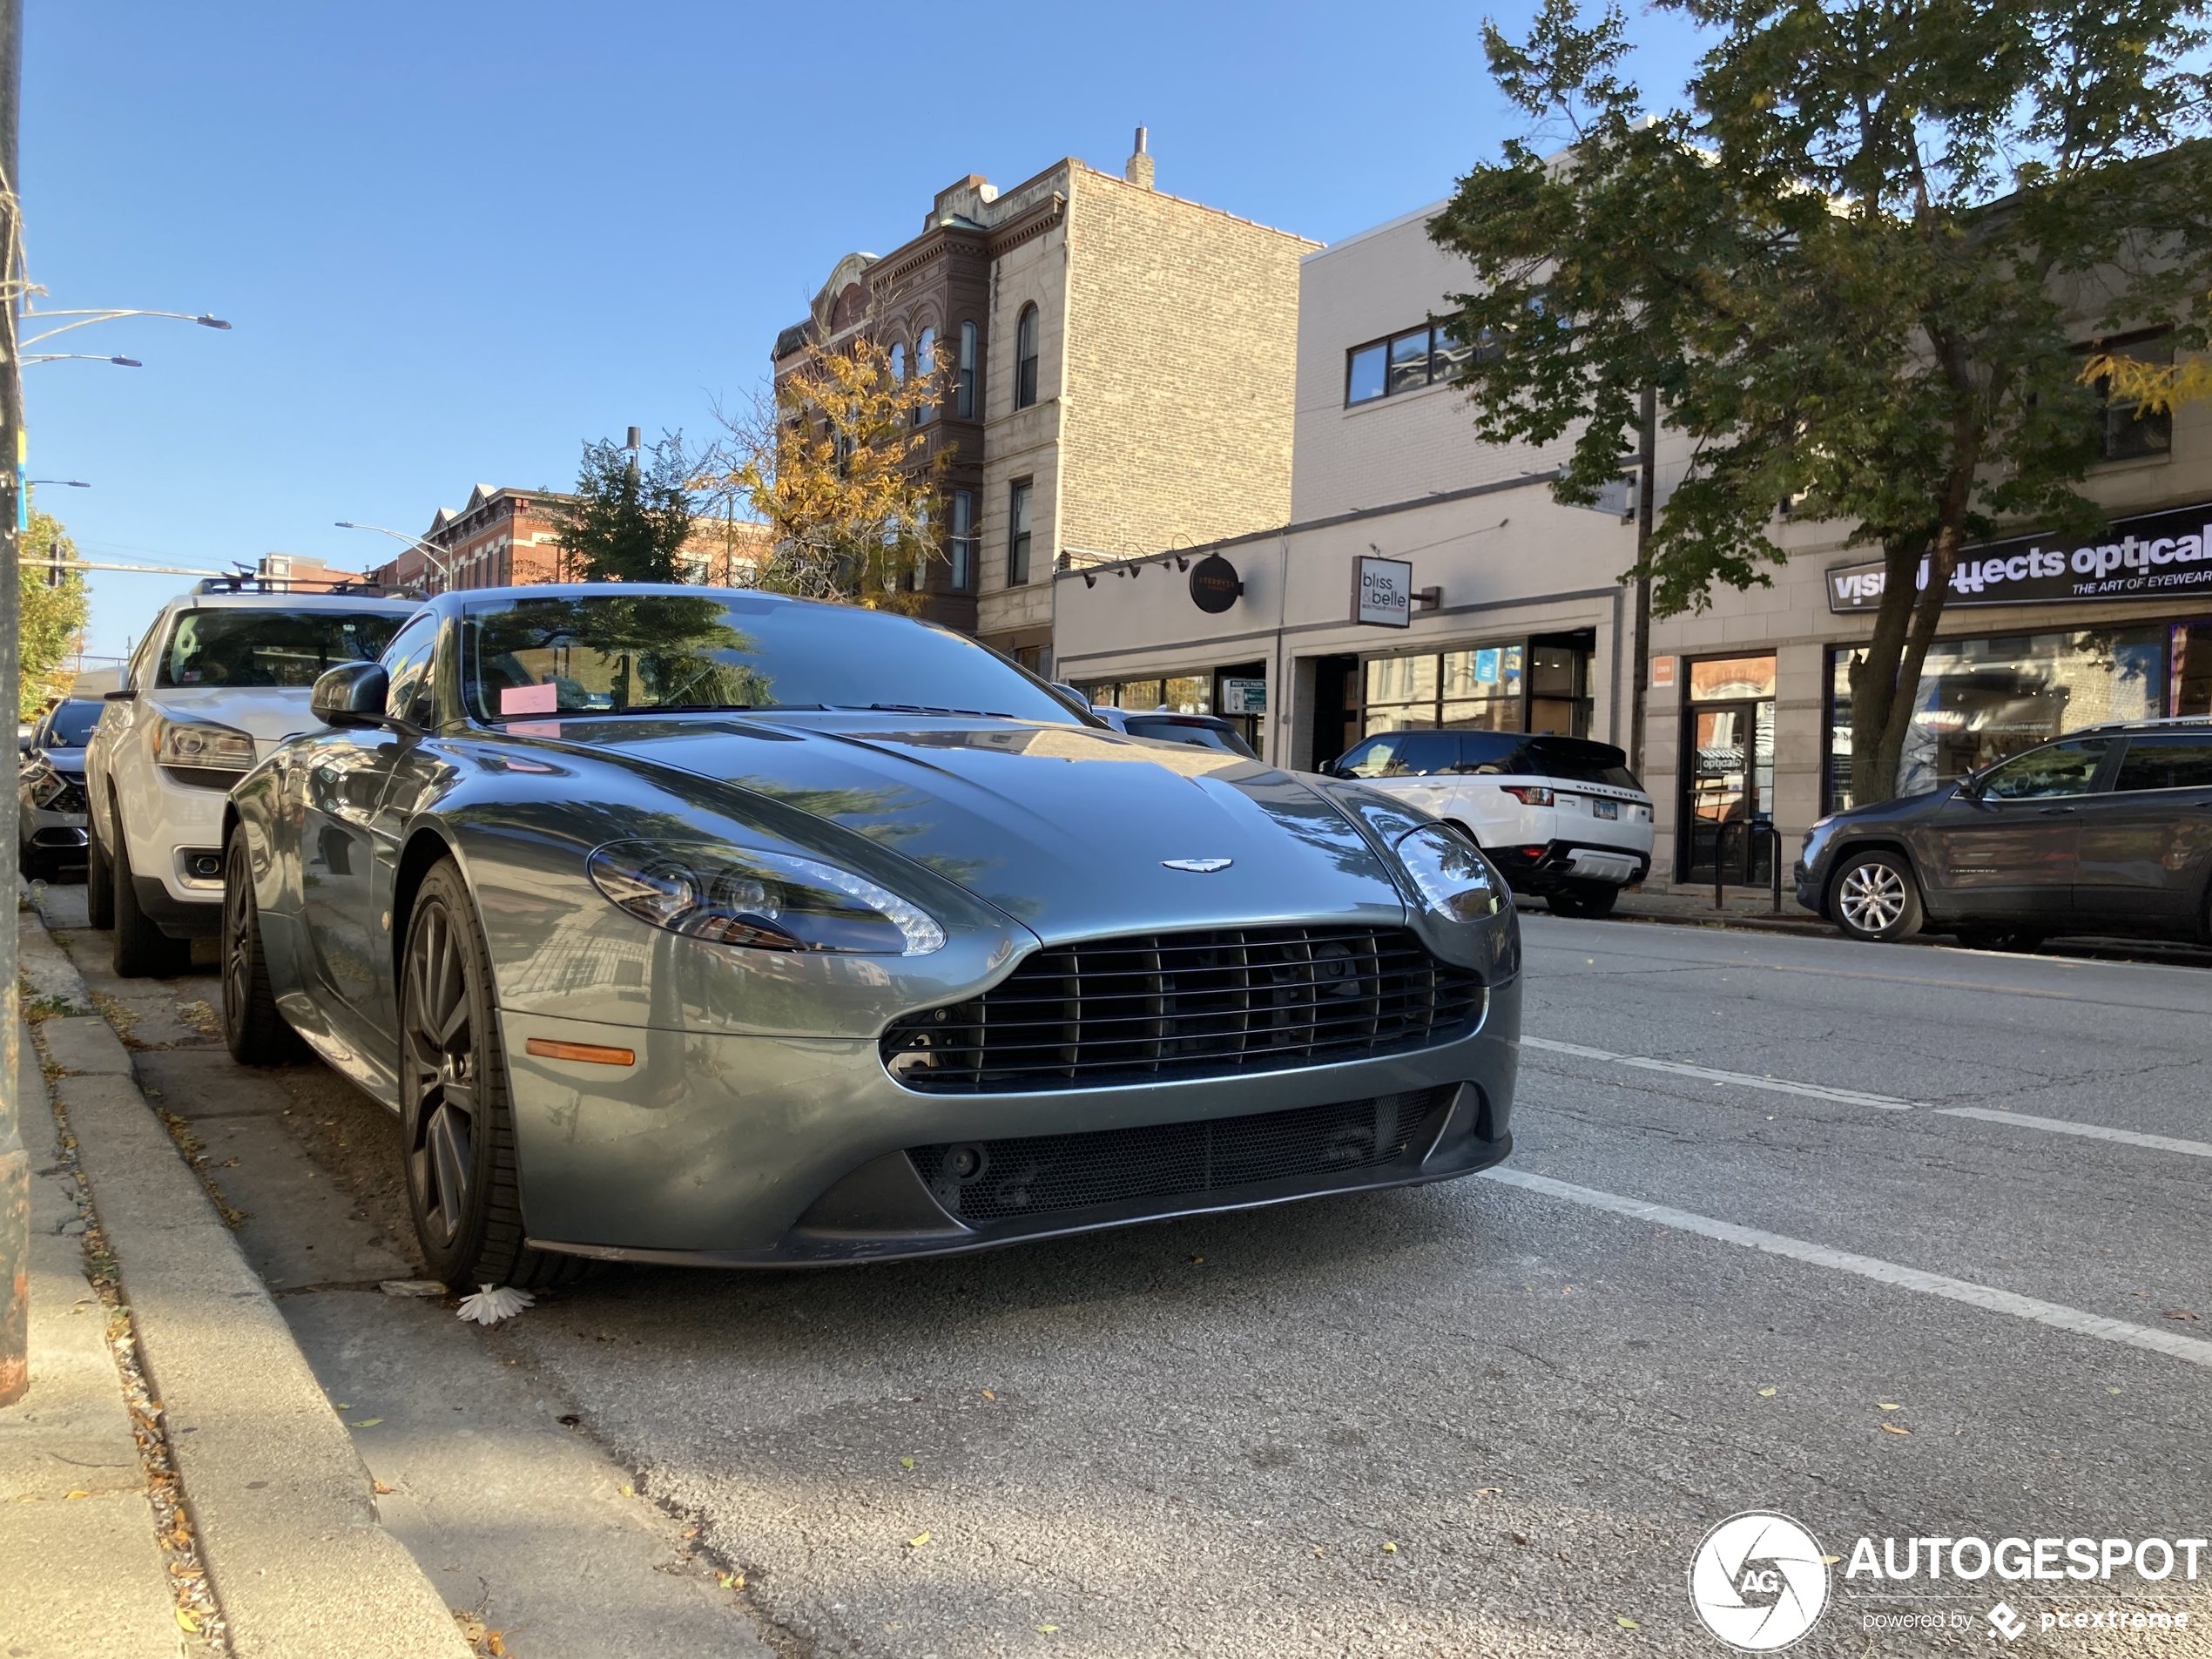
xmin=35 ymin=745 xmax=87 ymax=774
xmin=145 ymin=685 xmax=322 ymax=752
xmin=536 ymin=713 xmax=1413 ymax=944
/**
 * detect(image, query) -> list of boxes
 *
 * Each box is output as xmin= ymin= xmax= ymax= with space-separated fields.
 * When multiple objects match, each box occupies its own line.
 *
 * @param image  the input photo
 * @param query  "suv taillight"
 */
xmin=1500 ymin=785 xmax=1554 ymax=806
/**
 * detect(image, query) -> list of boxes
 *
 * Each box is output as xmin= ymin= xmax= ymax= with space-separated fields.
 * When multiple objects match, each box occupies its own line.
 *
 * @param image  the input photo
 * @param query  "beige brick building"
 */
xmin=774 ymin=133 xmax=1314 ymax=669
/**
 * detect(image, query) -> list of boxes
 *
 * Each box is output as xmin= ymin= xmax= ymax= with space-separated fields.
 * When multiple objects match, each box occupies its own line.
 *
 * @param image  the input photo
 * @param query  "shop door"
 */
xmin=1683 ymin=702 xmax=1774 ymax=885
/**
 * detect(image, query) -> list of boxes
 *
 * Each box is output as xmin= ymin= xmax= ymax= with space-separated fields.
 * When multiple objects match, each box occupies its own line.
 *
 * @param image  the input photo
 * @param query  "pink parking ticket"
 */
xmin=501 ymin=683 xmax=557 ymax=715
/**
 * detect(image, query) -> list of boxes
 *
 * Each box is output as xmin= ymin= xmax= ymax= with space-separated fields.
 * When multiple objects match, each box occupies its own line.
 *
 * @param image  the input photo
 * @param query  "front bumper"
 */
xmin=1487 ymin=839 xmax=1651 ymax=894
xmin=501 ymin=973 xmax=1521 ymax=1265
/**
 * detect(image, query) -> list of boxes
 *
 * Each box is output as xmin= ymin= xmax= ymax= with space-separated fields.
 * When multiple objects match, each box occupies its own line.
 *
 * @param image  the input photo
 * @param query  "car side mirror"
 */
xmin=313 ymin=662 xmax=391 ymax=730
xmin=1315 ymin=758 xmax=1339 ymax=778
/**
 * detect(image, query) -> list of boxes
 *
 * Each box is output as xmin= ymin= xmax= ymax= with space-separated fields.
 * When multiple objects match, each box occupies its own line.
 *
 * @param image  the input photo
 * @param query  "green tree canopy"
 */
xmin=22 ymin=504 xmax=88 ymax=717
xmin=547 ymin=431 xmax=698 ymax=583
xmin=1428 ymin=0 xmax=2212 ymax=802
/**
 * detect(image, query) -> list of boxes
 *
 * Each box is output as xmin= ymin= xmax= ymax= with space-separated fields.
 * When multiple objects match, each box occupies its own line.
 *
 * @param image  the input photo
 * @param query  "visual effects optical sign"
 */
xmin=1826 ymin=498 xmax=2212 ymax=612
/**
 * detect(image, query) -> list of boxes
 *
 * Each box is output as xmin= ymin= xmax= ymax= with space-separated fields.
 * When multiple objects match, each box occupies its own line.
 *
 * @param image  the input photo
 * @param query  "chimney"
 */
xmin=1124 ymin=126 xmax=1154 ymax=191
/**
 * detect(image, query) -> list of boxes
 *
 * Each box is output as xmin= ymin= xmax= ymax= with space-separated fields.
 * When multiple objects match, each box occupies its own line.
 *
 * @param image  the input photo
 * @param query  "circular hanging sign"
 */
xmin=1189 ymin=554 xmax=1242 ymax=614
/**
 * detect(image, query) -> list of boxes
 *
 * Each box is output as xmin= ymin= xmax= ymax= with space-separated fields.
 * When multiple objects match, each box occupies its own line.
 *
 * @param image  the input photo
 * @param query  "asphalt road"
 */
xmin=37 ymin=881 xmax=2212 ymax=1658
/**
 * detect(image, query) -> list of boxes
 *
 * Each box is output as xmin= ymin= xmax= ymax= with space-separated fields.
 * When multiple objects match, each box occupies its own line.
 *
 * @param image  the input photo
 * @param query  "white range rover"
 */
xmin=1324 ymin=729 xmax=1655 ymax=917
xmin=84 ymin=584 xmax=421 ymax=975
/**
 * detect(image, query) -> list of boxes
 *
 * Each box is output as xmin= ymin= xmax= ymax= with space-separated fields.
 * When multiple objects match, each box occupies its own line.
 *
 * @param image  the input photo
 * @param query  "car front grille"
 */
xmin=908 ymin=1086 xmax=1453 ymax=1222
xmin=881 ymin=925 xmax=1483 ymax=1093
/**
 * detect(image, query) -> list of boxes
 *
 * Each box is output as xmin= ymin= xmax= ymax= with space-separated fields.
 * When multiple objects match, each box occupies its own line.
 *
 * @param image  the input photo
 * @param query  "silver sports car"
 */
xmin=222 ymin=586 xmax=1520 ymax=1287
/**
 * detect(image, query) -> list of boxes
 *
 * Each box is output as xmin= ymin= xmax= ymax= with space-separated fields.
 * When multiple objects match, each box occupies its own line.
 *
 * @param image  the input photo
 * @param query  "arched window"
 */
xmin=888 ymin=341 xmax=907 ymax=383
xmin=956 ymin=320 xmax=978 ymax=420
xmin=914 ymin=327 xmax=936 ymax=425
xmin=1015 ymin=305 xmax=1040 ymax=409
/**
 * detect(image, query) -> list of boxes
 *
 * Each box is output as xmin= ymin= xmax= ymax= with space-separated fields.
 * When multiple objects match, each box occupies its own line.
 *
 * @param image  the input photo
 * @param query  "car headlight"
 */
xmin=152 ymin=714 xmax=256 ymax=788
xmin=28 ymin=766 xmax=68 ymax=809
xmin=1393 ymin=824 xmax=1503 ymax=921
xmin=587 ymin=839 xmax=947 ymax=956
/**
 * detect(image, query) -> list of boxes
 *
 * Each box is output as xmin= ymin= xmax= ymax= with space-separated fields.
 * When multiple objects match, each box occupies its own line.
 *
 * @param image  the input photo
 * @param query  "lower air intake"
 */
xmin=909 ymin=1086 xmax=1453 ymax=1223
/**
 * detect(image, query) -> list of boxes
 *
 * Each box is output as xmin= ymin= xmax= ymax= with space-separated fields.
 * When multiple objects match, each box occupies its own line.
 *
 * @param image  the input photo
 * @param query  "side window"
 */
xmin=1015 ymin=305 xmax=1040 ymax=409
xmin=1460 ymin=732 xmax=1522 ymax=774
xmin=380 ymin=613 xmax=440 ymax=725
xmin=956 ymin=320 xmax=979 ymax=420
xmin=1978 ymin=738 xmax=2109 ymax=800
xmin=1395 ymin=732 xmax=1460 ymax=775
xmin=2114 ymin=737 xmax=2212 ymax=792
xmin=125 ymin=622 xmax=163 ymax=692
xmin=1339 ymin=737 xmax=1397 ymax=779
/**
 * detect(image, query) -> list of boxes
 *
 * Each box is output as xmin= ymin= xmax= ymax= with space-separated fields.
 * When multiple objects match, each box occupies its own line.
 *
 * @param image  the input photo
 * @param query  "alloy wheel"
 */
xmin=403 ymin=901 xmax=477 ymax=1247
xmin=222 ymin=842 xmax=253 ymax=1031
xmin=1838 ymin=860 xmax=1906 ymax=934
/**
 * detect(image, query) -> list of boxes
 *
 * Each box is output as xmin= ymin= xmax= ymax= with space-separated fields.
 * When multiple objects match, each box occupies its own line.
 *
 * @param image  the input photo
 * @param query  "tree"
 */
xmin=547 ymin=431 xmax=698 ymax=583
xmin=20 ymin=502 xmax=85 ymax=717
xmin=1428 ymin=0 xmax=2212 ymax=803
xmin=708 ymin=334 xmax=950 ymax=614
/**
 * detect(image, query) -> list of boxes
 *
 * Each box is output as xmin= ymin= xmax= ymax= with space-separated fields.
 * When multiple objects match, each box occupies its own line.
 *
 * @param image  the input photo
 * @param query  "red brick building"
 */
xmin=368 ymin=483 xmax=772 ymax=593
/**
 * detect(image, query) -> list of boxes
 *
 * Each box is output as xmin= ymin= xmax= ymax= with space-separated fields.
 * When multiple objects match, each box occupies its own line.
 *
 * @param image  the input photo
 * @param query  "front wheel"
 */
xmin=400 ymin=860 xmax=590 ymax=1291
xmin=85 ymin=809 xmax=116 ymax=929
xmin=1829 ymin=849 xmax=1923 ymax=943
xmin=1547 ymin=881 xmax=1620 ymax=920
xmin=222 ymin=829 xmax=307 ymax=1065
xmin=111 ymin=806 xmax=192 ymax=978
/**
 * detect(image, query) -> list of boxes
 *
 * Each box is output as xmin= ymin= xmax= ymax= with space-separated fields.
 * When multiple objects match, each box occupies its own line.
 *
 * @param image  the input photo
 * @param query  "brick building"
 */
xmin=368 ymin=483 xmax=772 ymax=594
xmin=774 ymin=132 xmax=1315 ymax=670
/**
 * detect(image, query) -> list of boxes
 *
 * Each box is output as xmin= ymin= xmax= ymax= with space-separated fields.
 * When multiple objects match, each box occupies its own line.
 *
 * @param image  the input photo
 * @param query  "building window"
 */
xmin=914 ymin=327 xmax=936 ymax=424
xmin=949 ymin=489 xmax=976 ymax=590
xmin=1008 ymin=479 xmax=1034 ymax=586
xmin=2087 ymin=332 xmax=2174 ymax=462
xmin=957 ymin=320 xmax=978 ymax=420
xmin=1015 ymin=305 xmax=1040 ymax=409
xmin=1345 ymin=320 xmax=1486 ymax=407
xmin=910 ymin=502 xmax=929 ymax=591
xmin=888 ymin=341 xmax=907 ymax=383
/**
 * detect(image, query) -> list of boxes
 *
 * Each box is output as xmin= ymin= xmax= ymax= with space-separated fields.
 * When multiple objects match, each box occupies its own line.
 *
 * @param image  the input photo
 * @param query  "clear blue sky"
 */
xmin=26 ymin=1 xmax=1704 ymax=664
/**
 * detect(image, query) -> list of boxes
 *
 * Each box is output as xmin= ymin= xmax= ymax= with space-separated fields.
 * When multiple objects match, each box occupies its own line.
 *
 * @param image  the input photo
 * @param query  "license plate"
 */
xmin=1594 ymin=800 xmax=1619 ymax=819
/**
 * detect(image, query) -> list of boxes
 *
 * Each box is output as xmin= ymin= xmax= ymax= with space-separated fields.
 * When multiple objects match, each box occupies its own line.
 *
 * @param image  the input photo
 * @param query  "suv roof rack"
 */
xmin=192 ymin=575 xmax=425 ymax=599
xmin=2076 ymin=714 xmax=2212 ymax=734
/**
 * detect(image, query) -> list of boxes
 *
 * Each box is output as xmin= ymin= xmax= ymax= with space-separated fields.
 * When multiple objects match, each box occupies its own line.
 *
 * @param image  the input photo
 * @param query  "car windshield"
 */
xmin=156 ymin=608 xmax=409 ymax=689
xmin=44 ymin=701 xmax=102 ymax=746
xmin=460 ymin=591 xmax=1082 ymax=725
xmin=1123 ymin=717 xmax=1257 ymax=759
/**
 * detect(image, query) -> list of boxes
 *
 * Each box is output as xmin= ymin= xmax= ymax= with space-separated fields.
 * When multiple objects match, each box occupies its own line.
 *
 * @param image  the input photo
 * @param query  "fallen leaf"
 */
xmin=373 ymin=1480 xmax=395 ymax=1495
xmin=1474 ymin=1487 xmax=1501 ymax=1495
xmin=981 ymin=1389 xmax=996 ymax=1400
xmin=334 ymin=1403 xmax=351 ymax=1411
xmin=349 ymin=1418 xmax=383 ymax=1428
xmin=486 ymin=1635 xmax=506 ymax=1657
xmin=1616 ymin=1615 xmax=1641 ymax=1629
xmin=1878 ymin=1402 xmax=1902 ymax=1411
xmin=2108 ymin=1386 xmax=2123 ymax=1395
xmin=900 ymin=1457 xmax=914 ymax=1470
xmin=620 ymin=1484 xmax=636 ymax=1498
xmin=2164 ymin=1309 xmax=2202 ymax=1321
xmin=907 ymin=1531 xmax=931 ymax=1548
xmin=1190 ymin=1255 xmax=1204 ymax=1264
xmin=1382 ymin=1541 xmax=1398 ymax=1554
xmin=718 ymin=1571 xmax=745 ymax=1590
xmin=1757 ymin=1387 xmax=1777 ymax=1398
xmin=1036 ymin=1625 xmax=1060 ymax=1635
xmin=175 ymin=1608 xmax=201 ymax=1634
xmin=1820 ymin=1554 xmax=1841 ymax=1564
xmin=64 ymin=1488 xmax=90 ymax=1499
xmin=1881 ymin=1423 xmax=1912 ymax=1436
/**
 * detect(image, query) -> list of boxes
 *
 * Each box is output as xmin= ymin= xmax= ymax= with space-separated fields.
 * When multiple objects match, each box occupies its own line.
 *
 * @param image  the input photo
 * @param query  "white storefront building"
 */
xmin=1051 ymin=200 xmax=1641 ymax=773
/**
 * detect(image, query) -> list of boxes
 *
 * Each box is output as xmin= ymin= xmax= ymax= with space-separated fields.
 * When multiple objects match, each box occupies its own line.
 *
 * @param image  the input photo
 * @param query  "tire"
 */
xmin=1547 ymin=881 xmax=1619 ymax=920
xmin=85 ymin=809 xmax=115 ymax=928
xmin=111 ymin=806 xmax=192 ymax=978
xmin=1828 ymin=849 xmax=1924 ymax=943
xmin=399 ymin=860 xmax=590 ymax=1291
xmin=221 ymin=827 xmax=307 ymax=1065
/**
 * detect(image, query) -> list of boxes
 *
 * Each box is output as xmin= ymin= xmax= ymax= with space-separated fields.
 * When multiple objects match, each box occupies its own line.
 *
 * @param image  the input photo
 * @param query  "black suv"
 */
xmin=1797 ymin=718 xmax=2212 ymax=946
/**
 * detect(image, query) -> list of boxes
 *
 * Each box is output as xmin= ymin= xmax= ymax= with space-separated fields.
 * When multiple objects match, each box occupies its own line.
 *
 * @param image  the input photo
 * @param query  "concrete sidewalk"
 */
xmin=10 ymin=905 xmax=474 ymax=1659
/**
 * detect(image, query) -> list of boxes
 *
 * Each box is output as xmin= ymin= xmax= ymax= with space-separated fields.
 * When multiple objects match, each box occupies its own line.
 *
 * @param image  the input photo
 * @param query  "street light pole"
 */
xmin=0 ymin=0 xmax=28 ymax=1409
xmin=334 ymin=521 xmax=450 ymax=591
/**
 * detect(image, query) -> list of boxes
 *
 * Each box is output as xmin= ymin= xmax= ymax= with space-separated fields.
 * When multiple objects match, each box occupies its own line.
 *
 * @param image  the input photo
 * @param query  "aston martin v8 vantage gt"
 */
xmin=221 ymin=586 xmax=1521 ymax=1288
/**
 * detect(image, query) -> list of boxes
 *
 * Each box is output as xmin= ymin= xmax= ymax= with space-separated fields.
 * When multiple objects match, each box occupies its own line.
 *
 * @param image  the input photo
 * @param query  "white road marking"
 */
xmin=1483 ymin=1168 xmax=2212 ymax=1371
xmin=1521 ymin=1035 xmax=1916 ymax=1110
xmin=1934 ymin=1107 xmax=2212 ymax=1160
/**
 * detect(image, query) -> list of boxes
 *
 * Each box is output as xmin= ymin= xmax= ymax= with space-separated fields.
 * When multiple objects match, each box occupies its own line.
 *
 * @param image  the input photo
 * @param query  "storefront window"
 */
xmin=1361 ymin=638 xmax=1595 ymax=738
xmin=1827 ymin=624 xmax=2174 ymax=808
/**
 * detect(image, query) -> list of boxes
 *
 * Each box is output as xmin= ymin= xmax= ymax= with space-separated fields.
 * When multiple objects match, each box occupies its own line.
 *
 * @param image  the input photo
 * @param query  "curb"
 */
xmin=19 ymin=912 xmax=474 ymax=1658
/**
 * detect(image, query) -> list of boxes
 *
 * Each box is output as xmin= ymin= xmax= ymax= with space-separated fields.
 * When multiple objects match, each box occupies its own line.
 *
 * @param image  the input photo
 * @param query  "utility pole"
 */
xmin=1628 ymin=385 xmax=1656 ymax=781
xmin=0 ymin=0 xmax=29 ymax=1408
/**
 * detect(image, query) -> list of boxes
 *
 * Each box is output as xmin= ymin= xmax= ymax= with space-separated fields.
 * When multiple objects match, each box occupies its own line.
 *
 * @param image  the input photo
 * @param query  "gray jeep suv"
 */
xmin=1796 ymin=718 xmax=2212 ymax=947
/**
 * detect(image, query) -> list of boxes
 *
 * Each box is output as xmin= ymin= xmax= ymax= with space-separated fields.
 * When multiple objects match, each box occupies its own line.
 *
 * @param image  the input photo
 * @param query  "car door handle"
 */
xmin=2037 ymin=806 xmax=2075 ymax=815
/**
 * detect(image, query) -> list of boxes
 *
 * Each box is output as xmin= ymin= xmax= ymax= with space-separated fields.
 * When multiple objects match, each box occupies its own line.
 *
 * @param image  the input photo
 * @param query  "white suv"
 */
xmin=1325 ymin=730 xmax=1654 ymax=918
xmin=84 ymin=585 xmax=421 ymax=975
